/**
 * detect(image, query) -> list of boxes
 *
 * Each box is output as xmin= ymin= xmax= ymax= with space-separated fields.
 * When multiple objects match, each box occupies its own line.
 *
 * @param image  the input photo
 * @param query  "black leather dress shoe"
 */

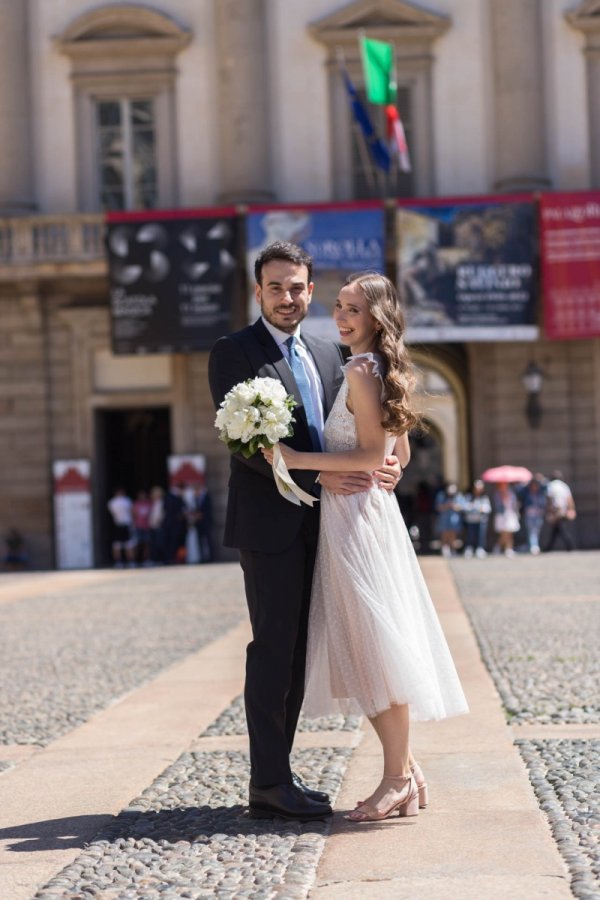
xmin=249 ymin=782 xmax=332 ymax=821
xmin=292 ymin=771 xmax=330 ymax=804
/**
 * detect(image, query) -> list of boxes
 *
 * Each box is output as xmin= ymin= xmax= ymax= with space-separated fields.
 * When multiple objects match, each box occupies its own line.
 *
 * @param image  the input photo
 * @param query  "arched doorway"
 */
xmin=396 ymin=349 xmax=469 ymax=552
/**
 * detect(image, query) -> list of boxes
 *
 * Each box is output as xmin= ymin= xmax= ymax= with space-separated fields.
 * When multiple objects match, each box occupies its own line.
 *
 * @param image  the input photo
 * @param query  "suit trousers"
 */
xmin=239 ymin=504 xmax=320 ymax=788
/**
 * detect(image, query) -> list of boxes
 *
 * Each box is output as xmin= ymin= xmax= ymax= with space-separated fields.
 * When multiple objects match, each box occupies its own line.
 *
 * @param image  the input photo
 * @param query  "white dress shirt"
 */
xmin=261 ymin=317 xmax=326 ymax=446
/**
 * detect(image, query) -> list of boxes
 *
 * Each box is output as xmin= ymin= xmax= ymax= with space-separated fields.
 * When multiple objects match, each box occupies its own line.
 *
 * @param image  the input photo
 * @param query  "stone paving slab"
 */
xmin=313 ymin=558 xmax=571 ymax=899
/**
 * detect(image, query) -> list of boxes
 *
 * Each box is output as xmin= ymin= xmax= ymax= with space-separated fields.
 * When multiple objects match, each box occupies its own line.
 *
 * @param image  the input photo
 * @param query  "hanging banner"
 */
xmin=397 ymin=195 xmax=538 ymax=342
xmin=540 ymin=191 xmax=600 ymax=340
xmin=246 ymin=202 xmax=386 ymax=340
xmin=53 ymin=460 xmax=93 ymax=569
xmin=106 ymin=208 xmax=238 ymax=354
xmin=168 ymin=454 xmax=206 ymax=489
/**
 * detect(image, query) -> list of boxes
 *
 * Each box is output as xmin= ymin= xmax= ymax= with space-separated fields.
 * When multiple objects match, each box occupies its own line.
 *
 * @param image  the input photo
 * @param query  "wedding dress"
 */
xmin=303 ymin=353 xmax=469 ymax=721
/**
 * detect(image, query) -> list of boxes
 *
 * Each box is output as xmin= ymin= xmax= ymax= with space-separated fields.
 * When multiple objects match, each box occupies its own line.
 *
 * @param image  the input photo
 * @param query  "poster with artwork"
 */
xmin=246 ymin=203 xmax=386 ymax=340
xmin=397 ymin=195 xmax=538 ymax=342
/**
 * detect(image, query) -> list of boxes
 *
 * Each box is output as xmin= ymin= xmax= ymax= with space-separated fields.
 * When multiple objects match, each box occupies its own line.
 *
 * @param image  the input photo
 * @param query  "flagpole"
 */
xmin=336 ymin=46 xmax=380 ymax=194
xmin=352 ymin=123 xmax=377 ymax=193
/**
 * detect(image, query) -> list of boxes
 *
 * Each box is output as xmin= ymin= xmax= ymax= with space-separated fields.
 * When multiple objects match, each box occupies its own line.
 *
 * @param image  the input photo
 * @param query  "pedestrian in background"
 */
xmin=521 ymin=476 xmax=547 ymax=555
xmin=545 ymin=470 xmax=577 ymax=552
xmin=162 ymin=483 xmax=186 ymax=564
xmin=462 ymin=479 xmax=491 ymax=558
xmin=132 ymin=490 xmax=152 ymax=565
xmin=492 ymin=482 xmax=520 ymax=558
xmin=434 ymin=482 xmax=464 ymax=558
xmin=149 ymin=486 xmax=165 ymax=564
xmin=107 ymin=487 xmax=136 ymax=567
xmin=194 ymin=484 xmax=215 ymax=563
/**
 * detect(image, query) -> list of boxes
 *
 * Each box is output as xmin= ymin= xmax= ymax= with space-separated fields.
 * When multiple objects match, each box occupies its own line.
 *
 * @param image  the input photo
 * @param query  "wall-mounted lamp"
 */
xmin=521 ymin=361 xmax=544 ymax=429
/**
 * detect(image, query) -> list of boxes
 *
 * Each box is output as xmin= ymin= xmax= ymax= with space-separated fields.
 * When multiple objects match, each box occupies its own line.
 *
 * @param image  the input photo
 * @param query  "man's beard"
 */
xmin=260 ymin=303 xmax=307 ymax=334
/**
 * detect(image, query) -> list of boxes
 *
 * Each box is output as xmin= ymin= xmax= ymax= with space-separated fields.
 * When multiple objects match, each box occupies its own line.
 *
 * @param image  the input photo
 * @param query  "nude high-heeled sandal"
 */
xmin=411 ymin=761 xmax=429 ymax=808
xmin=346 ymin=774 xmax=419 ymax=822
xmin=356 ymin=762 xmax=428 ymax=808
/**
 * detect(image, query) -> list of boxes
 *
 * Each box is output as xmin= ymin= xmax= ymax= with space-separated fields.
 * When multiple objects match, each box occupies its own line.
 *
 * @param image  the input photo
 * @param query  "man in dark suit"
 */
xmin=208 ymin=241 xmax=401 ymax=821
xmin=162 ymin=483 xmax=186 ymax=564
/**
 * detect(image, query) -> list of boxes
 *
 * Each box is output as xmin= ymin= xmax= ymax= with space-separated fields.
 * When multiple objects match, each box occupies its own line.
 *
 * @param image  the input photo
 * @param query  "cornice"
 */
xmin=55 ymin=4 xmax=191 ymax=59
xmin=310 ymin=0 xmax=451 ymax=47
xmin=566 ymin=0 xmax=600 ymax=33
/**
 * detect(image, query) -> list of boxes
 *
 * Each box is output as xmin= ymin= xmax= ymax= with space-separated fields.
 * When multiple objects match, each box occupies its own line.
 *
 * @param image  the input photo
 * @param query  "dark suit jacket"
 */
xmin=208 ymin=319 xmax=345 ymax=553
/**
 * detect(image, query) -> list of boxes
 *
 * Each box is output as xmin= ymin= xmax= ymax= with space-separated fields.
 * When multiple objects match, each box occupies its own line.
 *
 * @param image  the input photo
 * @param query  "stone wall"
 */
xmin=468 ymin=339 xmax=600 ymax=548
xmin=0 ymin=292 xmax=53 ymax=567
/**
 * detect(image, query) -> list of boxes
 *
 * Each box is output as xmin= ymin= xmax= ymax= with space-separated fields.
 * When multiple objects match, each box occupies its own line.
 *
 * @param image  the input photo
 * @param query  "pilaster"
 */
xmin=0 ymin=1 xmax=34 ymax=212
xmin=214 ymin=0 xmax=274 ymax=203
xmin=489 ymin=0 xmax=550 ymax=192
xmin=566 ymin=1 xmax=600 ymax=186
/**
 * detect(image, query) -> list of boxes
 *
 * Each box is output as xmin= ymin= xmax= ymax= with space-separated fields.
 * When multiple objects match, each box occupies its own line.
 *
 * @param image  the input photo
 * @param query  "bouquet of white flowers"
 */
xmin=214 ymin=376 xmax=297 ymax=459
xmin=214 ymin=376 xmax=318 ymax=507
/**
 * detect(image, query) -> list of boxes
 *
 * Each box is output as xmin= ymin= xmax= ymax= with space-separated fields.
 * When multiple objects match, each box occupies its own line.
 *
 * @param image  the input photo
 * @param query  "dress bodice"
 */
xmin=324 ymin=353 xmax=395 ymax=456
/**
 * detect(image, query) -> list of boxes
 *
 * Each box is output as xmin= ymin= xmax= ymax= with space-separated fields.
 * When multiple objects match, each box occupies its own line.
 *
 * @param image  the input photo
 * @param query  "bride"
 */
xmin=263 ymin=272 xmax=468 ymax=822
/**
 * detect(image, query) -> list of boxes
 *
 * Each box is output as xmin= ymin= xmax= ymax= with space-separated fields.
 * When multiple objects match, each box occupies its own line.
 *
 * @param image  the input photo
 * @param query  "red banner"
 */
xmin=541 ymin=192 xmax=600 ymax=340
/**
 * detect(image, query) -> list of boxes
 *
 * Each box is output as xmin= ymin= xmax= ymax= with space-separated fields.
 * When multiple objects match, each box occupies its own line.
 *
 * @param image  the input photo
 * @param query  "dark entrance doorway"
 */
xmin=94 ymin=407 xmax=171 ymax=565
xmin=396 ymin=427 xmax=444 ymax=554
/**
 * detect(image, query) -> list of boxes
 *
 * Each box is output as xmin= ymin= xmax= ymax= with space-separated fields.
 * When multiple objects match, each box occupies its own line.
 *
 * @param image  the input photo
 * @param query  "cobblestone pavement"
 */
xmin=450 ymin=553 xmax=600 ymax=899
xmin=0 ymin=566 xmax=246 ymax=747
xmin=34 ymin=737 xmax=352 ymax=900
xmin=2 ymin=558 xmax=597 ymax=899
xmin=201 ymin=696 xmax=362 ymax=737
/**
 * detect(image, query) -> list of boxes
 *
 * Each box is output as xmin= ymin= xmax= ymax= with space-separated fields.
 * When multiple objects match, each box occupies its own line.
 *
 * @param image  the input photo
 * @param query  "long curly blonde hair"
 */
xmin=345 ymin=272 xmax=420 ymax=436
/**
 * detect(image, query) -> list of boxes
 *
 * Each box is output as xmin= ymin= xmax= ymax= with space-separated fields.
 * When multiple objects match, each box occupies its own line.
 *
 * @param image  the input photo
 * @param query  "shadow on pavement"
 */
xmin=0 ymin=814 xmax=114 ymax=852
xmin=0 ymin=804 xmax=339 ymax=853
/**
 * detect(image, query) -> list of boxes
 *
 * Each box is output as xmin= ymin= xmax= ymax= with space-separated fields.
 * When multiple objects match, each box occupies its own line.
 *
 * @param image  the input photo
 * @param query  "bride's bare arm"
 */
xmin=265 ymin=363 xmax=388 ymax=472
xmin=393 ymin=434 xmax=411 ymax=471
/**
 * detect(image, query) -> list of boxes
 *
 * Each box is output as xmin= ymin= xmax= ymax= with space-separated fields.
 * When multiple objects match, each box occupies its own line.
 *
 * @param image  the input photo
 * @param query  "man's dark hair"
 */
xmin=254 ymin=241 xmax=313 ymax=286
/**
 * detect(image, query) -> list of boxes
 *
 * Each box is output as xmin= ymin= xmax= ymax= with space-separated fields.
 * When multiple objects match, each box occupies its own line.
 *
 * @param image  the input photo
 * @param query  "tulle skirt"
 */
xmin=304 ymin=486 xmax=469 ymax=721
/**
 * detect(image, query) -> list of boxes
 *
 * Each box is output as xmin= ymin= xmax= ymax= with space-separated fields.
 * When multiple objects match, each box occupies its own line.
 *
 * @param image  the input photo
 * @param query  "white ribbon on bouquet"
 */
xmin=272 ymin=444 xmax=319 ymax=507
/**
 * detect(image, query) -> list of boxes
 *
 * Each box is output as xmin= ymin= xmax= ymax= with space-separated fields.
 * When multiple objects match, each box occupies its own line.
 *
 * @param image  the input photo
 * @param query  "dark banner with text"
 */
xmin=396 ymin=195 xmax=538 ymax=342
xmin=540 ymin=191 xmax=600 ymax=340
xmin=106 ymin=208 xmax=238 ymax=354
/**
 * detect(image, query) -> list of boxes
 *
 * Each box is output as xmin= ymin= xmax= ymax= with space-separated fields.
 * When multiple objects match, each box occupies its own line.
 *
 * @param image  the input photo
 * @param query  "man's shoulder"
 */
xmin=213 ymin=323 xmax=256 ymax=346
xmin=303 ymin=332 xmax=346 ymax=359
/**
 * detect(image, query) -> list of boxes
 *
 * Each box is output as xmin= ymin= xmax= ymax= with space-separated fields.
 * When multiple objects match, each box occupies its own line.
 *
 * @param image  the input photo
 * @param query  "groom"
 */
xmin=208 ymin=241 xmax=401 ymax=820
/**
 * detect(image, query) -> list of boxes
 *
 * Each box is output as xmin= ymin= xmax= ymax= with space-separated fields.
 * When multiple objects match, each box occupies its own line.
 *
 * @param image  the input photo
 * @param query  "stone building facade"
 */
xmin=1 ymin=0 xmax=600 ymax=567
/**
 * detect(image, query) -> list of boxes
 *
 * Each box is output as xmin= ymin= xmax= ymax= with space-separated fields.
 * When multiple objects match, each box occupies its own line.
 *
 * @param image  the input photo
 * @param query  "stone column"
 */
xmin=0 ymin=1 xmax=34 ymax=212
xmin=214 ymin=0 xmax=274 ymax=203
xmin=566 ymin=5 xmax=600 ymax=187
xmin=489 ymin=0 xmax=550 ymax=192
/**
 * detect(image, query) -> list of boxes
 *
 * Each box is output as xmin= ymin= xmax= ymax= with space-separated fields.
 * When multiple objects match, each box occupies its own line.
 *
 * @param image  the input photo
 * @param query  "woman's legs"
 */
xmin=367 ymin=704 xmax=411 ymax=775
xmin=347 ymin=704 xmax=419 ymax=820
xmin=440 ymin=529 xmax=456 ymax=558
xmin=352 ymin=704 xmax=412 ymax=814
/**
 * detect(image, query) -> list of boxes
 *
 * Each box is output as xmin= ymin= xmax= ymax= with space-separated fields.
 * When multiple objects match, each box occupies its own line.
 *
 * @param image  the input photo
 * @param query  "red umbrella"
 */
xmin=481 ymin=465 xmax=533 ymax=484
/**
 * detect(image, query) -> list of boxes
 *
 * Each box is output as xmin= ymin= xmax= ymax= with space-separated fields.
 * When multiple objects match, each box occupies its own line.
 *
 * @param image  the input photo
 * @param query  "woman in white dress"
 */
xmin=263 ymin=273 xmax=468 ymax=822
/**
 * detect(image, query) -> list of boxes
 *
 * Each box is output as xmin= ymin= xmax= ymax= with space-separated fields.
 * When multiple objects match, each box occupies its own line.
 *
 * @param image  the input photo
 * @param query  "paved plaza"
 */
xmin=0 ymin=555 xmax=598 ymax=899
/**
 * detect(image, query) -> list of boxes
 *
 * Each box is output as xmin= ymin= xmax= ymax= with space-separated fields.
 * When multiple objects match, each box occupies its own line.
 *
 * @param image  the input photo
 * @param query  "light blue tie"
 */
xmin=285 ymin=336 xmax=321 ymax=451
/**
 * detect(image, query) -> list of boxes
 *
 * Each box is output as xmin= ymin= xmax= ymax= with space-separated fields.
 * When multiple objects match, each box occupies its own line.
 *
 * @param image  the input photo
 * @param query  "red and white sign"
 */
xmin=168 ymin=454 xmax=206 ymax=489
xmin=53 ymin=460 xmax=93 ymax=569
xmin=541 ymin=192 xmax=600 ymax=340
